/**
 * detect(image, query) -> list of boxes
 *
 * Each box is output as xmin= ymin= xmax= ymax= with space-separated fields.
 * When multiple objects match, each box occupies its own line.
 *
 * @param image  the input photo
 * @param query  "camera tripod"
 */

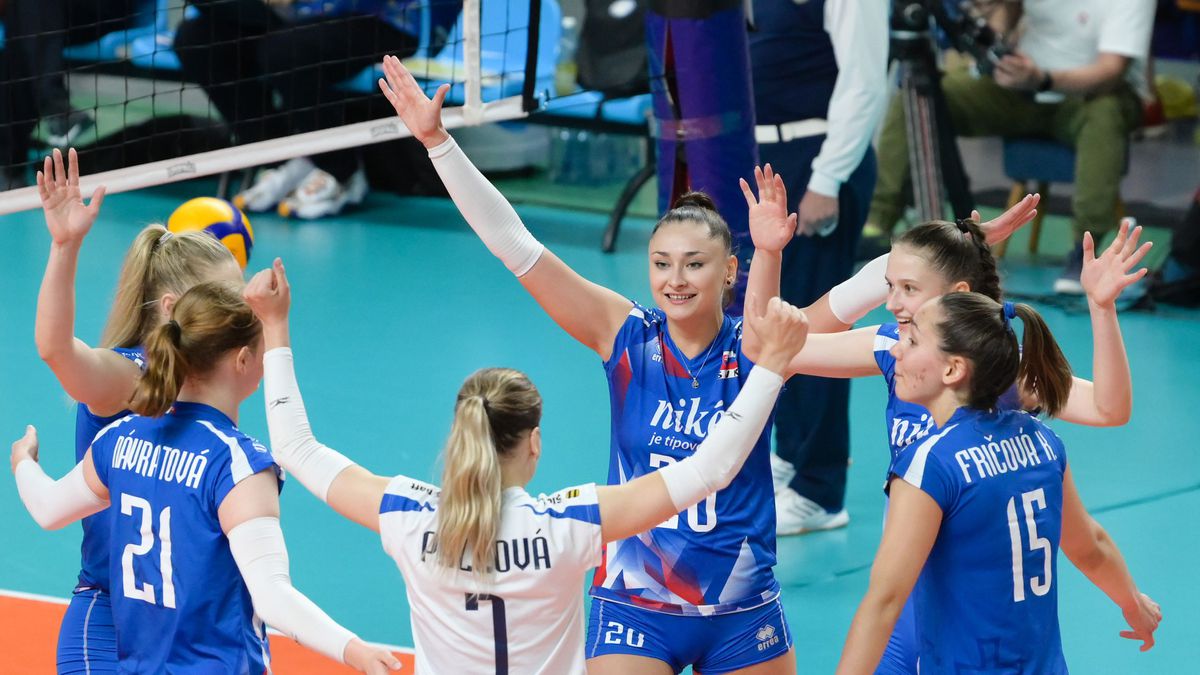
xmin=889 ymin=0 xmax=981 ymax=222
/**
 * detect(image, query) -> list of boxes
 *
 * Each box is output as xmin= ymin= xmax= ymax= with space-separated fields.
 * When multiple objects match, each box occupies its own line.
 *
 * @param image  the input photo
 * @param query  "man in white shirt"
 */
xmin=749 ymin=0 xmax=890 ymax=533
xmin=868 ymin=0 xmax=1154 ymax=294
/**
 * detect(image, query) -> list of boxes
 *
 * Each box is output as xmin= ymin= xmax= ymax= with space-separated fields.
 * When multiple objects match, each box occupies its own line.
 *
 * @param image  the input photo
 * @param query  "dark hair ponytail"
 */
xmin=935 ymin=293 xmax=1072 ymax=416
xmin=895 ymin=219 xmax=1002 ymax=301
xmin=651 ymin=191 xmax=735 ymax=257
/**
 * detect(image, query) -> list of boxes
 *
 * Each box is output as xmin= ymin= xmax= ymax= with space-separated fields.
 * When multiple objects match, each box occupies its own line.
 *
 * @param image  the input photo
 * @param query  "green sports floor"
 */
xmin=2 ymin=179 xmax=1198 ymax=672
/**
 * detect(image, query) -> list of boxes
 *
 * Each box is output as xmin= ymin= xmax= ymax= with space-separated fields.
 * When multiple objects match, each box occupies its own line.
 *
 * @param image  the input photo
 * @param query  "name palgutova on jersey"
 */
xmin=953 ymin=429 xmax=1060 ymax=484
xmin=418 ymin=531 xmax=552 ymax=574
xmin=110 ymin=435 xmax=210 ymax=489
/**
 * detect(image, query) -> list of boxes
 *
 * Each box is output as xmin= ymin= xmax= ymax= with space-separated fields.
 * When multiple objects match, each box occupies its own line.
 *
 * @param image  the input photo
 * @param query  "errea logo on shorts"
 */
xmin=756 ymin=624 xmax=780 ymax=652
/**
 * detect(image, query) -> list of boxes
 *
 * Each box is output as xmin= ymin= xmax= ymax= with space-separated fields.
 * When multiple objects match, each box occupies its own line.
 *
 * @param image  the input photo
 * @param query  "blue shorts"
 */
xmin=586 ymin=597 xmax=792 ymax=674
xmin=874 ymin=595 xmax=918 ymax=674
xmin=56 ymin=588 xmax=119 ymax=674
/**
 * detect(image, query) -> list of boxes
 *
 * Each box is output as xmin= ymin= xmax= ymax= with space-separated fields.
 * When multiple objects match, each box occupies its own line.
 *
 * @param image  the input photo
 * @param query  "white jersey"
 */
xmin=380 ymin=476 xmax=604 ymax=674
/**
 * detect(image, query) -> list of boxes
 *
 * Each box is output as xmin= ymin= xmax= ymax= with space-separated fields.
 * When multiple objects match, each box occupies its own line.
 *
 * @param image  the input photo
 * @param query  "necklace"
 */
xmin=682 ymin=336 xmax=720 ymax=389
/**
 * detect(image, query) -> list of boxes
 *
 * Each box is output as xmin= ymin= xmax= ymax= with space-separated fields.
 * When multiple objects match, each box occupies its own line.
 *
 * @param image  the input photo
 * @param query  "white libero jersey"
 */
xmin=380 ymin=476 xmax=603 ymax=675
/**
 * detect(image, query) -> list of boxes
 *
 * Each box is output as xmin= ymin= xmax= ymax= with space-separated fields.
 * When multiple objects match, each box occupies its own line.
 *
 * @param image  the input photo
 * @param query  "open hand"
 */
xmin=1119 ymin=592 xmax=1161 ymax=652
xmin=741 ymin=164 xmax=796 ymax=253
xmin=378 ymin=54 xmax=451 ymax=149
xmin=11 ymin=425 xmax=39 ymax=473
xmin=744 ymin=295 xmax=809 ymax=373
xmin=244 ymin=258 xmax=292 ymax=326
xmin=37 ymin=148 xmax=106 ymax=246
xmin=1080 ymin=218 xmax=1152 ymax=309
xmin=974 ymin=193 xmax=1040 ymax=246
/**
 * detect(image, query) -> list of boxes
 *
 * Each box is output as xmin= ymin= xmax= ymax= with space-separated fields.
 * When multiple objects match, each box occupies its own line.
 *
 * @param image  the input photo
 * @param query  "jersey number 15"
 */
xmin=1006 ymin=488 xmax=1053 ymax=603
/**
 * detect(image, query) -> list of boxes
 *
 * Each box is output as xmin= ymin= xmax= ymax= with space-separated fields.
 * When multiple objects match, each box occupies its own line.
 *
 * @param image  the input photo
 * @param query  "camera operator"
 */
xmin=867 ymin=0 xmax=1155 ymax=295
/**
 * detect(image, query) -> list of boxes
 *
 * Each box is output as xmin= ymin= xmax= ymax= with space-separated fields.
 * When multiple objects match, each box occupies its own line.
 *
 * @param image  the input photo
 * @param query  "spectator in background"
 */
xmin=0 ymin=0 xmax=135 ymax=189
xmin=174 ymin=0 xmax=460 ymax=218
xmin=867 ymin=0 xmax=1156 ymax=295
xmin=748 ymin=0 xmax=890 ymax=533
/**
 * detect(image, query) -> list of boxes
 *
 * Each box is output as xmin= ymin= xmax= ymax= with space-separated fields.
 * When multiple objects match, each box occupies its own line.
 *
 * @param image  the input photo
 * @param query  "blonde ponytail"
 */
xmin=101 ymin=225 xmax=236 ymax=349
xmin=435 ymin=369 xmax=542 ymax=578
xmin=128 ymin=280 xmax=261 ymax=417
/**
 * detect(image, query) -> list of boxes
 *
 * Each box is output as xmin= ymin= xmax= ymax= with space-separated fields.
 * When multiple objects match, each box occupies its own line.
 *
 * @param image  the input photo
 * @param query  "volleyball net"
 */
xmin=0 ymin=0 xmax=561 ymax=214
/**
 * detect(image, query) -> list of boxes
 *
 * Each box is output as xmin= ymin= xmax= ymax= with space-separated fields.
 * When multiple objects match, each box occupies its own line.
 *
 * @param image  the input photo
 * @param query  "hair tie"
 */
xmin=1002 ymin=301 xmax=1017 ymax=324
xmin=165 ymin=319 xmax=182 ymax=340
xmin=154 ymin=230 xmax=174 ymax=251
xmin=954 ymin=218 xmax=972 ymax=236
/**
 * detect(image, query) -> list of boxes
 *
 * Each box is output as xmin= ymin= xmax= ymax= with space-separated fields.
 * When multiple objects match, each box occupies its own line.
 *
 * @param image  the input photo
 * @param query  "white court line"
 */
xmin=0 ymin=587 xmax=415 ymax=655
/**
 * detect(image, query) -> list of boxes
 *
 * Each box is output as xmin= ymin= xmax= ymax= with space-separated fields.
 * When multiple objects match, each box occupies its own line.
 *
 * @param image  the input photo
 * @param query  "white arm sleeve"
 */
xmin=15 ymin=460 xmax=107 ymax=530
xmin=263 ymin=348 xmax=354 ymax=503
xmin=828 ymin=253 xmax=889 ymax=324
xmin=228 ymin=517 xmax=357 ymax=664
xmin=657 ymin=367 xmax=784 ymax=510
xmin=427 ymin=135 xmax=545 ymax=276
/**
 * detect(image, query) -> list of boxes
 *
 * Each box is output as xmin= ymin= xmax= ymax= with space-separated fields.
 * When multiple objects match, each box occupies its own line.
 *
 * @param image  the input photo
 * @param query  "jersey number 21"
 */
xmin=121 ymin=493 xmax=176 ymax=608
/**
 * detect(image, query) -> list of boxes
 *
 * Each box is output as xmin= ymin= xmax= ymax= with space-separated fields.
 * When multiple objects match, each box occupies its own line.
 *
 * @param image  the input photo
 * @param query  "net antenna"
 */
xmin=0 ymin=0 xmax=551 ymax=216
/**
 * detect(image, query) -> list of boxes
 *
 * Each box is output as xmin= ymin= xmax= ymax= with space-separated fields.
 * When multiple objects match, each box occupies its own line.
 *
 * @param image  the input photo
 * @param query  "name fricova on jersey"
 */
xmin=647 ymin=397 xmax=727 ymax=451
xmin=110 ymin=434 xmax=211 ymax=489
xmin=953 ymin=429 xmax=1060 ymax=484
xmin=418 ymin=531 xmax=553 ymax=574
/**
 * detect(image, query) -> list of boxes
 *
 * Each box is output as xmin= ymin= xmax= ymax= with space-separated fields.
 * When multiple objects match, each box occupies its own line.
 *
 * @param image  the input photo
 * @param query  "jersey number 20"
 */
xmin=1006 ymin=488 xmax=1052 ymax=602
xmin=121 ymin=493 xmax=176 ymax=609
xmin=649 ymin=454 xmax=717 ymax=532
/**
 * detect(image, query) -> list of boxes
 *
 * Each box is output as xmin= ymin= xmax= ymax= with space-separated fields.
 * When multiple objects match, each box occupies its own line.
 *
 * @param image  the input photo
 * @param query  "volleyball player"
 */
xmin=835 ymin=292 xmax=1161 ymax=673
xmin=375 ymin=55 xmax=1040 ymax=674
xmin=241 ymin=257 xmax=811 ymax=673
xmin=32 ymin=148 xmax=243 ymax=673
xmin=13 ymin=280 xmax=399 ymax=673
xmin=744 ymin=211 xmax=1150 ymax=673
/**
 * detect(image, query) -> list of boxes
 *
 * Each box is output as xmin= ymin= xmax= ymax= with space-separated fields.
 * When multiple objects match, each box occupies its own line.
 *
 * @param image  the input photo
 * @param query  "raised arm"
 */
xmin=1058 ymin=466 xmax=1161 ymax=651
xmin=219 ymin=471 xmax=401 ymax=673
xmin=1042 ymin=220 xmax=1150 ymax=427
xmin=596 ymin=297 xmax=807 ymax=542
xmin=378 ymin=55 xmax=631 ymax=359
xmin=11 ymin=426 xmax=109 ymax=529
xmin=245 ymin=259 xmax=391 ymax=532
xmin=34 ymin=149 xmax=139 ymax=416
xmin=835 ymin=478 xmax=941 ymax=674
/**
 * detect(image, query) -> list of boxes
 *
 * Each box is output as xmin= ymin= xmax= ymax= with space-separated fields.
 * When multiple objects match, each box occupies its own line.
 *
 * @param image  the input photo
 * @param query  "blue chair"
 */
xmin=999 ymin=137 xmax=1127 ymax=256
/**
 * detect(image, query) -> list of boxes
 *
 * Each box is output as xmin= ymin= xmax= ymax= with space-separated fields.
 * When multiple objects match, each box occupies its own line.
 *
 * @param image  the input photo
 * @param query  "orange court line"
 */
xmin=0 ymin=590 xmax=415 ymax=673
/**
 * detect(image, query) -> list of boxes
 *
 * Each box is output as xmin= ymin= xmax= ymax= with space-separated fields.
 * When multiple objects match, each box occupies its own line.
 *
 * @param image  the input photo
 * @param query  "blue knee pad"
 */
xmin=56 ymin=588 xmax=118 ymax=674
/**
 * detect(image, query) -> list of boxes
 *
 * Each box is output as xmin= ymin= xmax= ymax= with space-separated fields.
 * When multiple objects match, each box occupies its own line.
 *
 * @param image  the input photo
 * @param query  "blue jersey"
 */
xmin=874 ymin=324 xmax=1023 ymax=462
xmin=74 ymin=346 xmax=146 ymax=591
xmin=592 ymin=304 xmax=778 ymax=615
xmin=890 ymin=407 xmax=1069 ymax=674
xmin=89 ymin=402 xmax=280 ymax=673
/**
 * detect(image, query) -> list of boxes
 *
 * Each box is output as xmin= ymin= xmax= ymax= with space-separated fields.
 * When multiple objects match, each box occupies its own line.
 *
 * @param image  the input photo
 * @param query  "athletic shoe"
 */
xmin=45 ymin=109 xmax=95 ymax=148
xmin=277 ymin=166 xmax=368 ymax=220
xmin=770 ymin=453 xmax=796 ymax=494
xmin=235 ymin=157 xmax=315 ymax=213
xmin=1052 ymin=242 xmax=1086 ymax=295
xmin=775 ymin=487 xmax=849 ymax=536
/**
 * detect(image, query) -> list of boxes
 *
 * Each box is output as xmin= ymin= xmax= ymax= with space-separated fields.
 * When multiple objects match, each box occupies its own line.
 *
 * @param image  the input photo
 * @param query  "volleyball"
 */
xmin=167 ymin=197 xmax=255 ymax=269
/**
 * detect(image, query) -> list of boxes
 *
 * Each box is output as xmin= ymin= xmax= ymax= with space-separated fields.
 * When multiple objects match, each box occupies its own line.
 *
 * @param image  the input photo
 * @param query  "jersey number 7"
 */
xmin=466 ymin=593 xmax=507 ymax=674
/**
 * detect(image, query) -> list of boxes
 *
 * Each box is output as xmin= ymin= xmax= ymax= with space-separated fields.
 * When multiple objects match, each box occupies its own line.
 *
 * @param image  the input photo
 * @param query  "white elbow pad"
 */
xmin=229 ymin=517 xmax=356 ymax=663
xmin=427 ymin=135 xmax=545 ymax=276
xmin=657 ymin=367 xmax=784 ymax=510
xmin=15 ymin=460 xmax=107 ymax=530
xmin=828 ymin=253 xmax=889 ymax=325
xmin=263 ymin=348 xmax=355 ymax=503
